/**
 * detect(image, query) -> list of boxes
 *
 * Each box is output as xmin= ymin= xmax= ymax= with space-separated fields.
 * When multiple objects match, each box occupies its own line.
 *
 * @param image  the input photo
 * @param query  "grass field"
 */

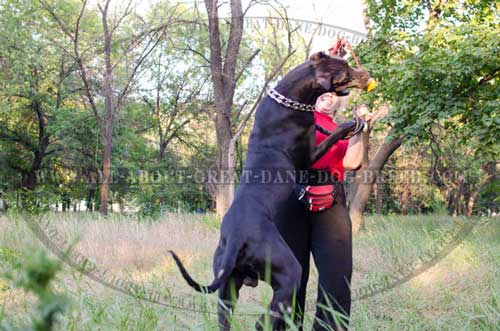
xmin=0 ymin=212 xmax=499 ymax=331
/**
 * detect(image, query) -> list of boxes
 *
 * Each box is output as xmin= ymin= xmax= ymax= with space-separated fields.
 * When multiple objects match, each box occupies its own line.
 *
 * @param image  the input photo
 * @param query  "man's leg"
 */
xmin=310 ymin=186 xmax=353 ymax=331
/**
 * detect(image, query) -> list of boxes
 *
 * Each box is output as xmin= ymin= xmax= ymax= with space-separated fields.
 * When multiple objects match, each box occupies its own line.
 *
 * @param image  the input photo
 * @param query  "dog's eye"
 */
xmin=336 ymin=76 xmax=350 ymax=86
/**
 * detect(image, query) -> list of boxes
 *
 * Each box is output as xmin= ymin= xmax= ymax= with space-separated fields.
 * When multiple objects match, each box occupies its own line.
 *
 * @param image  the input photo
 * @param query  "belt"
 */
xmin=295 ymin=183 xmax=339 ymax=212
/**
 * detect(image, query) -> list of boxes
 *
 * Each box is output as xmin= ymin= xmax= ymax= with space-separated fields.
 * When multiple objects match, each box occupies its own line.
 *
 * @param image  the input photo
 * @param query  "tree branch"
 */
xmin=235 ymin=48 xmax=261 ymax=83
xmin=40 ymin=0 xmax=102 ymax=128
xmin=110 ymin=0 xmax=133 ymax=36
xmin=222 ymin=0 xmax=244 ymax=89
xmin=232 ymin=49 xmax=296 ymax=140
xmin=116 ymin=31 xmax=165 ymax=110
xmin=204 ymin=0 xmax=224 ymax=87
xmin=38 ymin=0 xmax=75 ymax=42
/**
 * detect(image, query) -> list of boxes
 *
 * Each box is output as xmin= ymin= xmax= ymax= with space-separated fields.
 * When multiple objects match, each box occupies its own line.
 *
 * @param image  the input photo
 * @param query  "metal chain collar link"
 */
xmin=268 ymin=87 xmax=366 ymax=138
xmin=267 ymin=88 xmax=316 ymax=112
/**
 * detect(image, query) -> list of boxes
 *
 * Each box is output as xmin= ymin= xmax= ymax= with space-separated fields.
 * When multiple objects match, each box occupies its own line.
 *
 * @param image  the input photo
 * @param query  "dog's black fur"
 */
xmin=170 ymin=52 xmax=373 ymax=331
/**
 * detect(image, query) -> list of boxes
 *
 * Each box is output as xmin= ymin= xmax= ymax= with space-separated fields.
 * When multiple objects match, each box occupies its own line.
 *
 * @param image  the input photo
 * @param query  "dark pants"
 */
xmin=273 ymin=184 xmax=352 ymax=331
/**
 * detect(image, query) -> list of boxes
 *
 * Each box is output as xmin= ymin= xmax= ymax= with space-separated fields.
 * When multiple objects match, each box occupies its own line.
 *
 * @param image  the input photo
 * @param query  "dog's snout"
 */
xmin=346 ymin=67 xmax=376 ymax=92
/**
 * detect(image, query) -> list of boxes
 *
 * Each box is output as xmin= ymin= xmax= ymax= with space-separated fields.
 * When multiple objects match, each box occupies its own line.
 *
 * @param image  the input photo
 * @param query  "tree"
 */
xmin=200 ymin=0 xmax=302 ymax=217
xmin=39 ymin=0 xmax=181 ymax=215
xmin=0 ymin=0 xmax=71 ymax=194
xmin=142 ymin=43 xmax=209 ymax=161
xmin=201 ymin=0 xmax=244 ymax=217
xmin=348 ymin=0 xmax=500 ymax=233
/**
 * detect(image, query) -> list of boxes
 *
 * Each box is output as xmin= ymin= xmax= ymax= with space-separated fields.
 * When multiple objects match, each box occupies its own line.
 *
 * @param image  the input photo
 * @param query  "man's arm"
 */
xmin=343 ymin=134 xmax=364 ymax=170
xmin=343 ymin=104 xmax=372 ymax=170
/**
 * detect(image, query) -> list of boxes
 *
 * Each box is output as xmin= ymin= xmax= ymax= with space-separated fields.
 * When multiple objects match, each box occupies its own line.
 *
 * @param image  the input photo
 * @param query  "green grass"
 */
xmin=0 ymin=212 xmax=499 ymax=331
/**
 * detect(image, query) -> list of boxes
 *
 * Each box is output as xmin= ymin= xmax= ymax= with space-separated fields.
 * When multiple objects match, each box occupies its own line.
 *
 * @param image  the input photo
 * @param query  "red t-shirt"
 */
xmin=312 ymin=111 xmax=349 ymax=181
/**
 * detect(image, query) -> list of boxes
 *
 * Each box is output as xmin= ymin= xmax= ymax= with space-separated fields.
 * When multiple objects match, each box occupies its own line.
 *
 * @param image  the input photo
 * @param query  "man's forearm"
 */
xmin=343 ymin=134 xmax=364 ymax=170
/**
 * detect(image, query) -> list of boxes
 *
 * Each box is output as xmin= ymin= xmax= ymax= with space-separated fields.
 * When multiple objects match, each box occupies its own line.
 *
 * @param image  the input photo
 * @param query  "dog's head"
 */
xmin=309 ymin=51 xmax=376 ymax=95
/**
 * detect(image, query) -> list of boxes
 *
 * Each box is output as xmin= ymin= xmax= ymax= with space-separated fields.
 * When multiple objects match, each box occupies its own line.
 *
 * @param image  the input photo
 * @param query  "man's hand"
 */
xmin=355 ymin=104 xmax=373 ymax=122
xmin=342 ymin=104 xmax=373 ymax=139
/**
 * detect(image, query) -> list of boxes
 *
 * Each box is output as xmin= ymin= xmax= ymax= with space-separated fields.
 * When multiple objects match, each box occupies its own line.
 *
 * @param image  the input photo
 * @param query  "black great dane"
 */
xmin=170 ymin=51 xmax=375 ymax=331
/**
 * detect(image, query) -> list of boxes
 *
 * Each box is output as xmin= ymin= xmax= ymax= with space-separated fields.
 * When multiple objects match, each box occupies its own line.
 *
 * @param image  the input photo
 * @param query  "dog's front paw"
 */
xmin=338 ymin=120 xmax=357 ymax=138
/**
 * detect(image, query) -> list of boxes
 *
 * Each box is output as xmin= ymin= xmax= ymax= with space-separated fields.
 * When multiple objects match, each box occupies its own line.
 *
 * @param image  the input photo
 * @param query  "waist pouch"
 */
xmin=295 ymin=184 xmax=339 ymax=212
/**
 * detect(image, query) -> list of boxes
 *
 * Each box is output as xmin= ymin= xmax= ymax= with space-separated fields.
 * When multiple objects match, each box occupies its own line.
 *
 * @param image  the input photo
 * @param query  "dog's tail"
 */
xmin=169 ymin=245 xmax=237 ymax=294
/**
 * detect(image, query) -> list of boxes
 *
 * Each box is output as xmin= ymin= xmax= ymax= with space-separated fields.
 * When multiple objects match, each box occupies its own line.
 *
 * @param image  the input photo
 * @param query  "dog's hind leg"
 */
xmin=256 ymin=253 xmax=302 ymax=331
xmin=217 ymin=276 xmax=243 ymax=331
xmin=256 ymin=281 xmax=300 ymax=331
xmin=270 ymin=271 xmax=302 ymax=331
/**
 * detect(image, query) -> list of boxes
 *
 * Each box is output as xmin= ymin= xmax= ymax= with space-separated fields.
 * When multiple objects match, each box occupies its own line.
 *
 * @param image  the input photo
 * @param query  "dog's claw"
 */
xmin=243 ymin=277 xmax=258 ymax=287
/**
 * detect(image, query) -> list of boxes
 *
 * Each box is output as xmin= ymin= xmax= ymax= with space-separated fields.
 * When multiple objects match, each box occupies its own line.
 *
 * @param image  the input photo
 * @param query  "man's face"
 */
xmin=315 ymin=93 xmax=342 ymax=114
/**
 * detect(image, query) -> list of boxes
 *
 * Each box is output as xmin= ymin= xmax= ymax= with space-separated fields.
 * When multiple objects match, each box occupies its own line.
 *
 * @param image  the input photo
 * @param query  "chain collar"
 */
xmin=267 ymin=88 xmax=315 ymax=112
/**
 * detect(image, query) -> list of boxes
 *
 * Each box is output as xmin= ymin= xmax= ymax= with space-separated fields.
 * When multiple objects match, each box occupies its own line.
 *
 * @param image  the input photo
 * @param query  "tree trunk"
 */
xmin=156 ymin=68 xmax=167 ymax=161
xmin=21 ymin=171 xmax=38 ymax=191
xmin=204 ymin=0 xmax=243 ymax=218
xmin=99 ymin=5 xmax=114 ymax=216
xmin=214 ymin=113 xmax=235 ymax=217
xmin=159 ymin=142 xmax=167 ymax=161
xmin=375 ymin=181 xmax=384 ymax=214
xmin=349 ymin=131 xmax=404 ymax=235
xmin=466 ymin=161 xmax=498 ymax=216
xmin=466 ymin=190 xmax=479 ymax=217
xmin=214 ymin=131 xmax=241 ymax=217
xmin=215 ymin=184 xmax=234 ymax=218
xmin=21 ymin=77 xmax=49 ymax=191
xmin=100 ymin=125 xmax=113 ymax=216
xmin=400 ymin=190 xmax=410 ymax=214
xmin=119 ymin=195 xmax=125 ymax=213
xmin=86 ymin=168 xmax=96 ymax=212
xmin=448 ymin=175 xmax=464 ymax=216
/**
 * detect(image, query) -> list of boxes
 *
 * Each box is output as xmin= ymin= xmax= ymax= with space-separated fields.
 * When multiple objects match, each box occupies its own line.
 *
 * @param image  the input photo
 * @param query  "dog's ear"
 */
xmin=309 ymin=51 xmax=327 ymax=63
xmin=316 ymin=74 xmax=332 ymax=90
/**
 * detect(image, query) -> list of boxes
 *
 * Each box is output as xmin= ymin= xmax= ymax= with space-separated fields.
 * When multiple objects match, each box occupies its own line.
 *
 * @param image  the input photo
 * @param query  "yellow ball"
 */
xmin=367 ymin=78 xmax=378 ymax=92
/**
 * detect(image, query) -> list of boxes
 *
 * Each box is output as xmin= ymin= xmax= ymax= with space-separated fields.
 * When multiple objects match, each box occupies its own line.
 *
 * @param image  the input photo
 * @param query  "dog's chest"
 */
xmin=247 ymin=99 xmax=315 ymax=167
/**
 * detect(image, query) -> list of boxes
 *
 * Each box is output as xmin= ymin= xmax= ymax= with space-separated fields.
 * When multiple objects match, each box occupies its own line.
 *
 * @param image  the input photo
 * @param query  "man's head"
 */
xmin=315 ymin=92 xmax=343 ymax=115
xmin=309 ymin=51 xmax=377 ymax=94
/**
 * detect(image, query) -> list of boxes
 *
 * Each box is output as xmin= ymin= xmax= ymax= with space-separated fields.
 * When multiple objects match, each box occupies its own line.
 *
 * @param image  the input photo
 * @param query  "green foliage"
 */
xmin=359 ymin=1 xmax=500 ymax=157
xmin=1 ymin=213 xmax=499 ymax=330
xmin=0 ymin=0 xmax=497 ymax=216
xmin=467 ymin=289 xmax=500 ymax=330
xmin=350 ymin=0 xmax=499 ymax=216
xmin=1 ymin=251 xmax=68 ymax=331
